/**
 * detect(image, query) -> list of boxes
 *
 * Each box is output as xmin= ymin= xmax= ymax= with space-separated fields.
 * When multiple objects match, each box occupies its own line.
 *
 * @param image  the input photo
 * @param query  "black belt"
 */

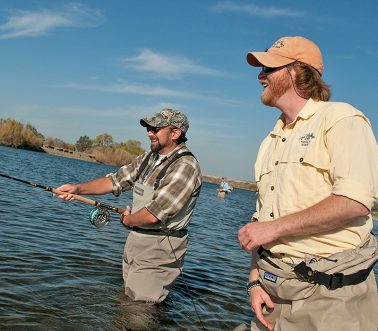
xmin=257 ymin=246 xmax=283 ymax=270
xmin=258 ymin=246 xmax=376 ymax=290
xmin=132 ymin=227 xmax=188 ymax=238
xmin=293 ymin=261 xmax=376 ymax=290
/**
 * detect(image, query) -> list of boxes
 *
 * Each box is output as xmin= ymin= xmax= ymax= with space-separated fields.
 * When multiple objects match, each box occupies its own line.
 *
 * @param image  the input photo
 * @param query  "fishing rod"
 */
xmin=0 ymin=172 xmax=125 ymax=228
xmin=1 ymin=172 xmax=208 ymax=328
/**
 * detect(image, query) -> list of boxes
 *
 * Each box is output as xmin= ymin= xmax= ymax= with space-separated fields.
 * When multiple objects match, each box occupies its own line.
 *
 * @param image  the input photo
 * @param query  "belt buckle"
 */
xmin=294 ymin=261 xmax=316 ymax=282
xmin=328 ymin=272 xmax=344 ymax=290
xmin=299 ymin=268 xmax=317 ymax=282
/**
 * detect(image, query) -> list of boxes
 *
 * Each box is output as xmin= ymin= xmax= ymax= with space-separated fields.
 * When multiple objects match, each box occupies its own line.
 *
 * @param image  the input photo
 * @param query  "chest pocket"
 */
xmin=281 ymin=128 xmax=333 ymax=209
xmin=256 ymin=124 xmax=333 ymax=213
xmin=256 ymin=127 xmax=331 ymax=180
xmin=280 ymin=133 xmax=330 ymax=171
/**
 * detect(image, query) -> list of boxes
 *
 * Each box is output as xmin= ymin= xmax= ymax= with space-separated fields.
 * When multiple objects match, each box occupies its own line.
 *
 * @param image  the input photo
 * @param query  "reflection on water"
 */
xmin=0 ymin=146 xmax=377 ymax=331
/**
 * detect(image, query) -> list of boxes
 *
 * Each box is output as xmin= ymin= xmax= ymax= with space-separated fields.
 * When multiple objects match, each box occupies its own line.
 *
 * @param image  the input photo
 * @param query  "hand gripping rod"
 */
xmin=0 ymin=172 xmax=125 ymax=214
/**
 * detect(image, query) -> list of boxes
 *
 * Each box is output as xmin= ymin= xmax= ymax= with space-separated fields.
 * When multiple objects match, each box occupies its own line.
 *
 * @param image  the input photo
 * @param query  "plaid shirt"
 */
xmin=106 ymin=143 xmax=202 ymax=222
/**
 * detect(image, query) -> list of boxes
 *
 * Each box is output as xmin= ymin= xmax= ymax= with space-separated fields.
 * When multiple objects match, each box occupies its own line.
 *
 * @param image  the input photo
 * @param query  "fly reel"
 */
xmin=89 ymin=208 xmax=111 ymax=228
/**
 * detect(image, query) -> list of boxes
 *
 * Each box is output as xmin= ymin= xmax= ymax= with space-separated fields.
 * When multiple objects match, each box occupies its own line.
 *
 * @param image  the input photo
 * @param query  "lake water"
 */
xmin=0 ymin=146 xmax=377 ymax=331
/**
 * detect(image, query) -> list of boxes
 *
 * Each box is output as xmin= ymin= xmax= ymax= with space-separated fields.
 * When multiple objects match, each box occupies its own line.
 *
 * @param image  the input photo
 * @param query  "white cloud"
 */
xmin=107 ymin=82 xmax=194 ymax=97
xmin=59 ymin=81 xmax=241 ymax=105
xmin=61 ymin=81 xmax=195 ymax=98
xmin=120 ymin=49 xmax=220 ymax=78
xmin=0 ymin=3 xmax=105 ymax=39
xmin=210 ymin=2 xmax=304 ymax=18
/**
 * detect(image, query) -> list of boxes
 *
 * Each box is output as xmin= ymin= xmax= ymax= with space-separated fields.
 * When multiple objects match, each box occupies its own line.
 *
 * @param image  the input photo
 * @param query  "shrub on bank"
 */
xmin=0 ymin=118 xmax=44 ymax=151
xmin=116 ymin=140 xmax=144 ymax=156
xmin=0 ymin=118 xmax=145 ymax=166
xmin=91 ymin=146 xmax=134 ymax=167
xmin=75 ymin=134 xmax=145 ymax=166
xmin=45 ymin=136 xmax=75 ymax=151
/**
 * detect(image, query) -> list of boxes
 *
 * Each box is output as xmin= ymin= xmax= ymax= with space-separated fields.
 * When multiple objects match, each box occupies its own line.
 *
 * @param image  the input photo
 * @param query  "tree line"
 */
xmin=0 ymin=118 xmax=145 ymax=166
xmin=0 ymin=118 xmax=44 ymax=151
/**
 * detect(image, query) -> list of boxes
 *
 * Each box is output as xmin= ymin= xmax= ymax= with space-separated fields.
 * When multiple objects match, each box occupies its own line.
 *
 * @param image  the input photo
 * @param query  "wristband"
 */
xmin=246 ymin=279 xmax=261 ymax=295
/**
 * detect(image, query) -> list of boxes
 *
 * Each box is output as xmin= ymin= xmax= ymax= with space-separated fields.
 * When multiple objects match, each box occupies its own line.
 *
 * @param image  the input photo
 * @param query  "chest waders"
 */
xmin=251 ymin=235 xmax=378 ymax=331
xmin=132 ymin=150 xmax=198 ymax=232
xmin=122 ymin=150 xmax=199 ymax=302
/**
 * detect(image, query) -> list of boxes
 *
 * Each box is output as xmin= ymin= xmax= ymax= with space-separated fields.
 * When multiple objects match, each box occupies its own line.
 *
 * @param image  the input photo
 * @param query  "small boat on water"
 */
xmin=217 ymin=187 xmax=233 ymax=198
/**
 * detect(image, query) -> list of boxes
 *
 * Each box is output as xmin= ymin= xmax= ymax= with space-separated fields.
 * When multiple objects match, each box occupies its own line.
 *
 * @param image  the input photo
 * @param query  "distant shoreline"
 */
xmin=41 ymin=145 xmax=258 ymax=191
xmin=42 ymin=145 xmax=97 ymax=163
xmin=28 ymin=148 xmax=378 ymax=207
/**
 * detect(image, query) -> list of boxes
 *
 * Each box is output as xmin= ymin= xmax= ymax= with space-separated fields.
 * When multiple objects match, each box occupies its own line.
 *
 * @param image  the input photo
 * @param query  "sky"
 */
xmin=0 ymin=1 xmax=377 ymax=181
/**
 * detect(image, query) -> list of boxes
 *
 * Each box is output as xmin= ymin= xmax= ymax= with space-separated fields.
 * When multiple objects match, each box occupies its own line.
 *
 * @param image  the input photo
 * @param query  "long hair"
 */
xmin=292 ymin=62 xmax=331 ymax=101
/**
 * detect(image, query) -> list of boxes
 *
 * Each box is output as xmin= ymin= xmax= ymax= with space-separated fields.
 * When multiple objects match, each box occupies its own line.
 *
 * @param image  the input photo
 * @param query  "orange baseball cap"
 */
xmin=246 ymin=36 xmax=323 ymax=75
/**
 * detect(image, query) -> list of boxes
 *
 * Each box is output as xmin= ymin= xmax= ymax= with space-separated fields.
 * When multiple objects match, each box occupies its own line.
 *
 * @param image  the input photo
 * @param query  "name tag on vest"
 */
xmin=264 ymin=271 xmax=278 ymax=283
xmin=134 ymin=186 xmax=144 ymax=196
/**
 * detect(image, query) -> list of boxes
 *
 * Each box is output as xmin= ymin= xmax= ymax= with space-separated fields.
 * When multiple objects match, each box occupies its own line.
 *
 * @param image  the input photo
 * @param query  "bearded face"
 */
xmin=260 ymin=69 xmax=291 ymax=106
xmin=150 ymin=140 xmax=162 ymax=152
xmin=147 ymin=126 xmax=177 ymax=155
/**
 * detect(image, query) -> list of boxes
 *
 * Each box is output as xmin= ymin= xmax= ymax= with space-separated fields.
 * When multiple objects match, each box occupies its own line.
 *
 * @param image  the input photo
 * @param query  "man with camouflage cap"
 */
xmin=57 ymin=108 xmax=202 ymax=303
xmin=140 ymin=108 xmax=189 ymax=142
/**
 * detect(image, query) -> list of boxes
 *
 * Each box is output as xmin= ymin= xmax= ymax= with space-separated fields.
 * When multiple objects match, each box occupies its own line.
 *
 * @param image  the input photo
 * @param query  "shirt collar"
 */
xmin=270 ymin=98 xmax=323 ymax=136
xmin=153 ymin=143 xmax=187 ymax=161
xmin=296 ymin=98 xmax=322 ymax=120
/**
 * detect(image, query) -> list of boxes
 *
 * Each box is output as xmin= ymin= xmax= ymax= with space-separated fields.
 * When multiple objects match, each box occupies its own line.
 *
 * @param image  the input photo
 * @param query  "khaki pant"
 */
xmin=122 ymin=231 xmax=188 ymax=303
xmin=251 ymin=272 xmax=377 ymax=331
xmin=251 ymin=234 xmax=378 ymax=331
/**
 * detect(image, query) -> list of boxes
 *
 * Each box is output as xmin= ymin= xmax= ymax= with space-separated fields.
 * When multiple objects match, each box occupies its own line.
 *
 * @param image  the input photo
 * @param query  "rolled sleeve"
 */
xmin=333 ymin=178 xmax=376 ymax=210
xmin=106 ymin=152 xmax=148 ymax=196
xmin=328 ymin=115 xmax=378 ymax=210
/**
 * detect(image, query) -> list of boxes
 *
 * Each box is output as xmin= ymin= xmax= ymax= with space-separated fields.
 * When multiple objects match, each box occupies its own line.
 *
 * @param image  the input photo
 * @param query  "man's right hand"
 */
xmin=56 ymin=177 xmax=113 ymax=201
xmin=56 ymin=184 xmax=79 ymax=201
xmin=250 ymin=286 xmax=275 ymax=331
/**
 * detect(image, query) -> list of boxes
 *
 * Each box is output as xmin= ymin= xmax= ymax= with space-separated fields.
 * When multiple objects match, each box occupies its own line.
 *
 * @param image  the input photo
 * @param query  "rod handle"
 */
xmin=51 ymin=188 xmax=125 ymax=214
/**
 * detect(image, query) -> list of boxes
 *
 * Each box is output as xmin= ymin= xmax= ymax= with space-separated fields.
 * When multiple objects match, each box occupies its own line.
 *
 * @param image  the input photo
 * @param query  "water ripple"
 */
xmin=1 ymin=146 xmax=376 ymax=330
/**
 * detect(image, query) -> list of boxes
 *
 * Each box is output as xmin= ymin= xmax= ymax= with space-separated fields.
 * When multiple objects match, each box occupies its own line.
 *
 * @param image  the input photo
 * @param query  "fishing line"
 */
xmin=0 ymin=172 xmax=125 ymax=228
xmin=165 ymin=234 xmax=207 ymax=331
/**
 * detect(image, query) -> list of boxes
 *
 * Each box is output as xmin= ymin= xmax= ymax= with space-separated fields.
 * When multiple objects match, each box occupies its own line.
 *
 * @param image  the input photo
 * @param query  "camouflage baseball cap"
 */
xmin=140 ymin=108 xmax=189 ymax=138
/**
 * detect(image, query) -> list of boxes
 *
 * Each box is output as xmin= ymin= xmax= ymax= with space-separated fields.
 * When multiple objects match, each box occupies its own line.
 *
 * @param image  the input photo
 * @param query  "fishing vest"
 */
xmin=131 ymin=150 xmax=199 ymax=231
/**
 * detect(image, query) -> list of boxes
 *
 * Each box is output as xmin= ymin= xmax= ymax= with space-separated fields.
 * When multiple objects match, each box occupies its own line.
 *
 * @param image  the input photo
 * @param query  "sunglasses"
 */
xmin=261 ymin=66 xmax=283 ymax=74
xmin=146 ymin=125 xmax=163 ymax=133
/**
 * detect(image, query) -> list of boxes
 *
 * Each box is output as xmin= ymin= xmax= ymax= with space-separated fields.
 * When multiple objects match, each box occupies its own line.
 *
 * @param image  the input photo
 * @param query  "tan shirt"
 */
xmin=254 ymin=98 xmax=378 ymax=261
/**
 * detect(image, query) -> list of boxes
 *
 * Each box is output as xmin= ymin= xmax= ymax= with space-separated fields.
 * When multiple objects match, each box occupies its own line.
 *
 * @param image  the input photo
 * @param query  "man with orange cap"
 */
xmin=238 ymin=36 xmax=378 ymax=330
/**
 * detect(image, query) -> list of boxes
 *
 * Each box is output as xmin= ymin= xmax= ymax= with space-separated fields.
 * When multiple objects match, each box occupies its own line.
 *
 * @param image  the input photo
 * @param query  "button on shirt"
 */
xmin=254 ymin=98 xmax=378 ymax=261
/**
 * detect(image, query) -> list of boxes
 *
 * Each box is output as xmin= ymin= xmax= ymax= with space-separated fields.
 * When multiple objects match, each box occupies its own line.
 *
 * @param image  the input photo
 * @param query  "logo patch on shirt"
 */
xmin=263 ymin=271 xmax=278 ymax=283
xmin=134 ymin=186 xmax=144 ymax=196
xmin=299 ymin=133 xmax=315 ymax=146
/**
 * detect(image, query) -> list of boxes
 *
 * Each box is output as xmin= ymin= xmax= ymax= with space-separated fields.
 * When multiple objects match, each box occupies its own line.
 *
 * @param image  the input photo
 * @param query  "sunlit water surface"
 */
xmin=0 ymin=146 xmax=377 ymax=330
